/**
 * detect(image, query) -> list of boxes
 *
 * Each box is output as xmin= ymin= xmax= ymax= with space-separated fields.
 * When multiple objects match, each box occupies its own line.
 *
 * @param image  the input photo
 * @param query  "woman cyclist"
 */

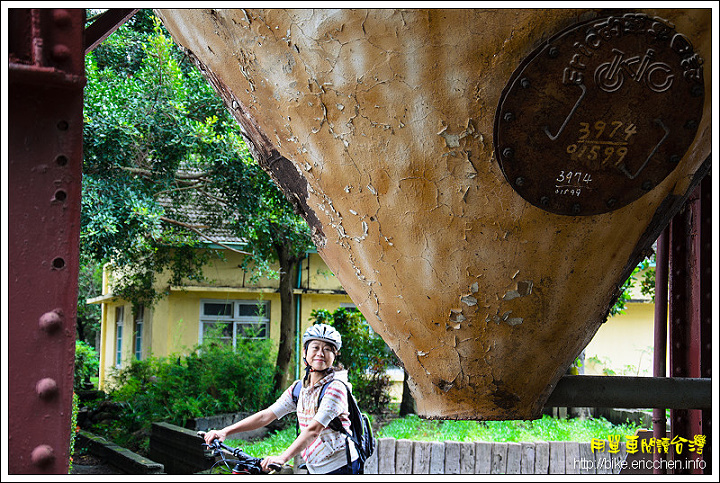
xmin=202 ymin=323 xmax=360 ymax=474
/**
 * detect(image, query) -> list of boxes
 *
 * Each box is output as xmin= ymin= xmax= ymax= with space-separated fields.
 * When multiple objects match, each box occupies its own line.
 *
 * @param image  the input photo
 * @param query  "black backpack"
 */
xmin=292 ymin=379 xmax=376 ymax=473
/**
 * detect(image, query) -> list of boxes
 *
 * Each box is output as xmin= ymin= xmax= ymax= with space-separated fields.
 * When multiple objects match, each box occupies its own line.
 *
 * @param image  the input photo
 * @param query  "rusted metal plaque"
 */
xmin=494 ymin=13 xmax=704 ymax=216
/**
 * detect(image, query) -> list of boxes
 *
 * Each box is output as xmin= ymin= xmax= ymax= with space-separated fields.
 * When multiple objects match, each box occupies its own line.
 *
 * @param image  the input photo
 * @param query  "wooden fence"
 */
xmin=362 ymin=438 xmax=628 ymax=474
xmin=149 ymin=423 xmax=629 ymax=475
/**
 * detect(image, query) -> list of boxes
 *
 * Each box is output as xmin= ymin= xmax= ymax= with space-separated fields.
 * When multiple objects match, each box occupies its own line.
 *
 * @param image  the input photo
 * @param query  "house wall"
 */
xmin=96 ymin=249 xmax=354 ymax=388
xmin=582 ymin=302 xmax=656 ymax=377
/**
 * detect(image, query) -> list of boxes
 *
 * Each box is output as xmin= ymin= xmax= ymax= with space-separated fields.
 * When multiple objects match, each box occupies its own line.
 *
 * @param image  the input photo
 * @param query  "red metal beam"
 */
xmin=652 ymin=227 xmax=669 ymax=474
xmin=84 ymin=8 xmax=138 ymax=54
xmin=8 ymin=8 xmax=85 ymax=474
xmin=668 ymin=174 xmax=709 ymax=474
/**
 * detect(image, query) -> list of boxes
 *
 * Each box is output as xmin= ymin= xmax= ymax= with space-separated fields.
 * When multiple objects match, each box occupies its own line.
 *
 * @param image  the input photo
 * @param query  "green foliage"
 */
xmin=82 ymin=9 xmax=312 ymax=316
xmin=93 ymin=337 xmax=278 ymax=452
xmin=74 ymin=340 xmax=100 ymax=391
xmin=609 ymin=253 xmax=656 ymax=317
xmin=68 ymin=392 xmax=80 ymax=474
xmin=310 ymin=307 xmax=397 ymax=413
xmin=377 ymin=414 xmax=647 ymax=443
xmin=76 ymin=258 xmax=103 ymax=344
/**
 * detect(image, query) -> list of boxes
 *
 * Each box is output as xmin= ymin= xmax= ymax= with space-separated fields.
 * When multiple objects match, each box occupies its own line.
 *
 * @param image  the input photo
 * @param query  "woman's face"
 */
xmin=304 ymin=340 xmax=337 ymax=372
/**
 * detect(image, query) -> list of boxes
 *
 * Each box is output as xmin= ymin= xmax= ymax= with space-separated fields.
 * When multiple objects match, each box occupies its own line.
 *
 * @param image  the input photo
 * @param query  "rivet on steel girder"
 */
xmin=31 ymin=445 xmax=55 ymax=467
xmin=36 ymin=378 xmax=59 ymax=399
xmin=52 ymin=9 xmax=72 ymax=28
xmin=39 ymin=310 xmax=63 ymax=333
xmin=51 ymin=44 xmax=71 ymax=62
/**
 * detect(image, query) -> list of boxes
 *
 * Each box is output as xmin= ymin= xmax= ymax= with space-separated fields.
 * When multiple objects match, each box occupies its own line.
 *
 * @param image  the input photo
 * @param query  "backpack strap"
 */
xmin=291 ymin=379 xmax=302 ymax=404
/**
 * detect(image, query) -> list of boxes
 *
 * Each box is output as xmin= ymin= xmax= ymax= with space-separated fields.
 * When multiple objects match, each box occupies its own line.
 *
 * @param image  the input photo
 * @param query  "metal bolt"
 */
xmin=515 ymin=177 xmax=525 ymax=187
xmin=642 ymin=180 xmax=653 ymax=191
xmin=39 ymin=310 xmax=63 ymax=333
xmin=606 ymin=198 xmax=617 ymax=208
xmin=503 ymin=112 xmax=515 ymax=122
xmin=571 ymin=203 xmax=581 ymax=215
xmin=691 ymin=84 xmax=703 ymax=97
xmin=502 ymin=147 xmax=514 ymax=160
xmin=548 ymin=46 xmax=559 ymax=58
xmin=51 ymin=44 xmax=71 ymax=62
xmin=540 ymin=196 xmax=549 ymax=206
xmin=31 ymin=445 xmax=55 ymax=468
xmin=669 ymin=155 xmax=681 ymax=164
xmin=36 ymin=378 xmax=59 ymax=399
xmin=684 ymin=119 xmax=698 ymax=130
xmin=53 ymin=9 xmax=72 ymax=28
xmin=520 ymin=77 xmax=531 ymax=89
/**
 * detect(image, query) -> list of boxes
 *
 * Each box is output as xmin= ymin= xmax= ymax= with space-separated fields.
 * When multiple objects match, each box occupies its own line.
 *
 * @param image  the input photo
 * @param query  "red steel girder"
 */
xmin=84 ymin=8 xmax=138 ymax=53
xmin=668 ymin=172 xmax=711 ymax=475
xmin=8 ymin=8 xmax=85 ymax=474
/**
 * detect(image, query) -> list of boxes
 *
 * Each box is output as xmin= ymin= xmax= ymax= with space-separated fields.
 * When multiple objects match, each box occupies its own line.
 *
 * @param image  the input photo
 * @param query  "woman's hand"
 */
xmin=260 ymin=455 xmax=287 ymax=473
xmin=203 ymin=428 xmax=227 ymax=445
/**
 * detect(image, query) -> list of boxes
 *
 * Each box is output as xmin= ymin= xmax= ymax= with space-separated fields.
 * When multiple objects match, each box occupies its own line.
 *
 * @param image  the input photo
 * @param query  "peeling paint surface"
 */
xmin=156 ymin=8 xmax=713 ymax=420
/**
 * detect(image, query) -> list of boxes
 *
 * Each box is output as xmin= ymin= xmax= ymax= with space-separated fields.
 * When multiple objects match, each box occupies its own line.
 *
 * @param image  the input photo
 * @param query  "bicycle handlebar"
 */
xmin=198 ymin=431 xmax=282 ymax=474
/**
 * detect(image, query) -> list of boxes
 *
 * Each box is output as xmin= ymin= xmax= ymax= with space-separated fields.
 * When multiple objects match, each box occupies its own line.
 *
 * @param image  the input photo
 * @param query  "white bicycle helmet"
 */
xmin=302 ymin=323 xmax=342 ymax=351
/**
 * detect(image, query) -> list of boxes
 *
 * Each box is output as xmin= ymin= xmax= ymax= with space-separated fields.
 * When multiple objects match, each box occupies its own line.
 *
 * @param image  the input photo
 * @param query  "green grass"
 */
xmin=227 ymin=426 xmax=297 ymax=458
xmin=231 ymin=414 xmax=647 ymax=457
xmin=377 ymin=414 xmax=646 ymax=443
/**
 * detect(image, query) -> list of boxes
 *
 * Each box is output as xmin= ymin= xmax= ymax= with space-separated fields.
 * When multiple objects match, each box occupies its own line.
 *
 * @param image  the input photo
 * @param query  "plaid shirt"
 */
xmin=269 ymin=372 xmax=358 ymax=473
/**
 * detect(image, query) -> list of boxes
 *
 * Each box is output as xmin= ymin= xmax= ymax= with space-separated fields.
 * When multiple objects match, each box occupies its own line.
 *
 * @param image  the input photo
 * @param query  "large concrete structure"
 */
xmin=155 ymin=8 xmax=713 ymax=420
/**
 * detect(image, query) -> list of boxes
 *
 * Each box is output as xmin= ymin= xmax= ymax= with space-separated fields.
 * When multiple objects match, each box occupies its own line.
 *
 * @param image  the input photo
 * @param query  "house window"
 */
xmin=115 ymin=306 xmax=124 ymax=366
xmin=200 ymin=299 xmax=269 ymax=347
xmin=133 ymin=305 xmax=144 ymax=360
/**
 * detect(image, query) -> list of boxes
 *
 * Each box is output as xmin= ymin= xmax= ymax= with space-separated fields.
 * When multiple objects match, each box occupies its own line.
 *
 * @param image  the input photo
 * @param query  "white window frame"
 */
xmin=115 ymin=306 xmax=124 ymax=367
xmin=133 ymin=305 xmax=144 ymax=360
xmin=199 ymin=299 xmax=270 ymax=348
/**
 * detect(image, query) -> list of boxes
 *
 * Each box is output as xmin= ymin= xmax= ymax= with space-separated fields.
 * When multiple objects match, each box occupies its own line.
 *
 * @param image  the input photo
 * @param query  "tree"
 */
xmin=82 ymin=10 xmax=313 ymax=393
xmin=76 ymin=257 xmax=103 ymax=346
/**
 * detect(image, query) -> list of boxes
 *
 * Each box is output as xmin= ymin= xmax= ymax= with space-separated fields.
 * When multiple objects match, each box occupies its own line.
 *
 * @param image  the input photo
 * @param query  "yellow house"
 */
xmin=582 ymin=265 xmax=657 ymax=377
xmin=88 ymin=244 xmax=658 ymax=390
xmin=88 ymin=247 xmax=354 ymax=388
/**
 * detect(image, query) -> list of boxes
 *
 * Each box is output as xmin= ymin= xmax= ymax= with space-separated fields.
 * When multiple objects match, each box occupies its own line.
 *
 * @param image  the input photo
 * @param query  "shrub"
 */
xmin=310 ymin=307 xmax=397 ymax=413
xmin=74 ymin=340 xmax=100 ymax=391
xmin=93 ymin=336 xmax=277 ymax=453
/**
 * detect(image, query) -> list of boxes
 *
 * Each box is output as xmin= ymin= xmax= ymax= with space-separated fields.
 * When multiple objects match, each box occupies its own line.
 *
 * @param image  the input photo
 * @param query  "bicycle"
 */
xmin=197 ymin=431 xmax=286 ymax=474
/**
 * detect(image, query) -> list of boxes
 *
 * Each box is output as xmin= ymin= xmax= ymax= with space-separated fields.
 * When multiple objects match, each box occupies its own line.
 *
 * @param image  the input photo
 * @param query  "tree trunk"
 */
xmin=399 ymin=369 xmax=416 ymax=417
xmin=273 ymin=243 xmax=299 ymax=393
